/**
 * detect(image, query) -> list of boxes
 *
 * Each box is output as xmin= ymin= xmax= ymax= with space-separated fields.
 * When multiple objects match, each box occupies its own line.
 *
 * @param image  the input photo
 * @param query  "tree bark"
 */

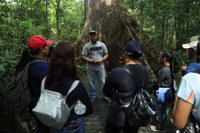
xmin=55 ymin=0 xmax=61 ymax=35
xmin=75 ymin=0 xmax=159 ymax=80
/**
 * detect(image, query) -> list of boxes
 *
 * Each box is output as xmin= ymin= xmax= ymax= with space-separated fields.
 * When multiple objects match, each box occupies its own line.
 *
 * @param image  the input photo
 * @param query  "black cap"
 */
xmin=124 ymin=40 xmax=143 ymax=58
xmin=89 ymin=30 xmax=97 ymax=35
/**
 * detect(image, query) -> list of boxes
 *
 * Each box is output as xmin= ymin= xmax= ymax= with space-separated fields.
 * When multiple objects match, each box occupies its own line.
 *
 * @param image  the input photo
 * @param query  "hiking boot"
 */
xmin=150 ymin=124 xmax=165 ymax=132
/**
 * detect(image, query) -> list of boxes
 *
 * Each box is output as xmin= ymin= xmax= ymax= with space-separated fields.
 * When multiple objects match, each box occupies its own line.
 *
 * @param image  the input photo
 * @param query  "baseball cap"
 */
xmin=89 ymin=30 xmax=97 ymax=35
xmin=124 ymin=40 xmax=143 ymax=58
xmin=28 ymin=35 xmax=53 ymax=49
xmin=182 ymin=41 xmax=198 ymax=50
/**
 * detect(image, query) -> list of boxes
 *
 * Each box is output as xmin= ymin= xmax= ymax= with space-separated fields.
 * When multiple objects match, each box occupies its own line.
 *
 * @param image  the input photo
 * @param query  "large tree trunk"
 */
xmin=75 ymin=0 xmax=160 ymax=79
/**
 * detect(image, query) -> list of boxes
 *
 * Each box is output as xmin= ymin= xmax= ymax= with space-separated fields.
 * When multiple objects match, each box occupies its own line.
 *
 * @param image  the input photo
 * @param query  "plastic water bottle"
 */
xmin=74 ymin=100 xmax=86 ymax=115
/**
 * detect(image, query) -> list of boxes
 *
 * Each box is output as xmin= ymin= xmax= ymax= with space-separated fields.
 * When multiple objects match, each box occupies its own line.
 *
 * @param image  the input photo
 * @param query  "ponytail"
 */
xmin=161 ymin=51 xmax=175 ymax=94
xmin=196 ymin=42 xmax=200 ymax=63
xmin=169 ymin=52 xmax=175 ymax=92
xmin=15 ymin=47 xmax=33 ymax=73
xmin=169 ymin=52 xmax=176 ymax=103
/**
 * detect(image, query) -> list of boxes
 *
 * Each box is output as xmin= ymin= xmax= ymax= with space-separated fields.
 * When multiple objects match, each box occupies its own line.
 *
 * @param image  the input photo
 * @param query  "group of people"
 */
xmin=15 ymin=31 xmax=109 ymax=133
xmin=14 ymin=30 xmax=200 ymax=133
xmin=150 ymin=39 xmax=200 ymax=133
xmin=16 ymin=35 xmax=93 ymax=133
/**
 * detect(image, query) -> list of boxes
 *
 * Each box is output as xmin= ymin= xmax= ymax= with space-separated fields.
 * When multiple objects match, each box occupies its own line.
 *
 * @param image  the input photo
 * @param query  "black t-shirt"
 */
xmin=103 ymin=64 xmax=151 ymax=107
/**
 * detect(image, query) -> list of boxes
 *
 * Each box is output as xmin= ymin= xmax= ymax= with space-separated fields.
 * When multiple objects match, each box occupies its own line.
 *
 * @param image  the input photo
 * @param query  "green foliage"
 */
xmin=0 ymin=1 xmax=84 ymax=132
xmin=125 ymin=0 xmax=200 ymax=51
xmin=0 ymin=49 xmax=19 ymax=93
xmin=0 ymin=0 xmax=84 ymax=87
xmin=124 ymin=0 xmax=200 ymax=83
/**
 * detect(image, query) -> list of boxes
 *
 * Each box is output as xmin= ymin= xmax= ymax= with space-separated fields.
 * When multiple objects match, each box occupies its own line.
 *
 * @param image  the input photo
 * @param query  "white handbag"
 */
xmin=32 ymin=77 xmax=79 ymax=130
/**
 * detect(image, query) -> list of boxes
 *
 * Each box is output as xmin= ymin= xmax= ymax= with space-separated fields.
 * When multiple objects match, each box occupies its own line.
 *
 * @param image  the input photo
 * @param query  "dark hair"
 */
xmin=29 ymin=48 xmax=41 ymax=55
xmin=45 ymin=40 xmax=78 ymax=89
xmin=47 ymin=45 xmax=55 ymax=61
xmin=160 ymin=51 xmax=175 ymax=92
xmin=15 ymin=46 xmax=42 ymax=73
xmin=128 ymin=52 xmax=142 ymax=59
xmin=160 ymin=51 xmax=174 ymax=64
xmin=196 ymin=42 xmax=200 ymax=62
xmin=15 ymin=47 xmax=32 ymax=73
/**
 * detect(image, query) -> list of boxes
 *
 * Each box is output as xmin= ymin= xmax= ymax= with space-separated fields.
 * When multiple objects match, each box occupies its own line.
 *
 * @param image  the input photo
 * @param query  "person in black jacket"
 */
xmin=102 ymin=40 xmax=151 ymax=133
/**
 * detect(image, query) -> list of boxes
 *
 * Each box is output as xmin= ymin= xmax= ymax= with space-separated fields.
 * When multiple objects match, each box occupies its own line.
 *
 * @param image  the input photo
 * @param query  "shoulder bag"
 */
xmin=32 ymin=77 xmax=79 ymax=130
xmin=123 ymin=67 xmax=157 ymax=127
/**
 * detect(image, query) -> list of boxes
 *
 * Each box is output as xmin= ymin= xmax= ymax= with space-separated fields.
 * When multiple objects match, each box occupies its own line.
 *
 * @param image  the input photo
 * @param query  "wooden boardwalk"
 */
xmin=82 ymin=97 xmax=177 ymax=133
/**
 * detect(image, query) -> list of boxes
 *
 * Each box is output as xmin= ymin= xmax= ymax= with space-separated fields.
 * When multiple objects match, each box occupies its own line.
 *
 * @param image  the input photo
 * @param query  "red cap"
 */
xmin=28 ymin=35 xmax=53 ymax=49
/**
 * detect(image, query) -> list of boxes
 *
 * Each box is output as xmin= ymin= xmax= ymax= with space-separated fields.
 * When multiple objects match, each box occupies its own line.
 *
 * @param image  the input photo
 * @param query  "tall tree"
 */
xmin=55 ymin=0 xmax=61 ymax=35
xmin=75 ymin=0 xmax=159 ymax=78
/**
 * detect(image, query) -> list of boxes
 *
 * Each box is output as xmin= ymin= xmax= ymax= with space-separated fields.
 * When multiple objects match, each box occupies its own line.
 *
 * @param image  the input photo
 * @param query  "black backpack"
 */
xmin=123 ymin=68 xmax=157 ymax=127
xmin=3 ymin=59 xmax=44 ymax=112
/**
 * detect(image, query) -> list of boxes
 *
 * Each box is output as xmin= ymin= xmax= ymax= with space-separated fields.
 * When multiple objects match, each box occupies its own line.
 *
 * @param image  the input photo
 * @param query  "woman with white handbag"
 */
xmin=40 ymin=40 xmax=93 ymax=133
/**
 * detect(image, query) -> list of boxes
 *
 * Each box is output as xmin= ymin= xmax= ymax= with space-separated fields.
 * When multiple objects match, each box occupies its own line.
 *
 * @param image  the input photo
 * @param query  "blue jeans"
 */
xmin=156 ymin=87 xmax=172 ymax=128
xmin=87 ymin=69 xmax=105 ymax=99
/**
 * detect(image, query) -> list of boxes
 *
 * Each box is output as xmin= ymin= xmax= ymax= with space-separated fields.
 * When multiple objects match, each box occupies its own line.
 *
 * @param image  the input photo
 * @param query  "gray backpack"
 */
xmin=3 ymin=59 xmax=44 ymax=112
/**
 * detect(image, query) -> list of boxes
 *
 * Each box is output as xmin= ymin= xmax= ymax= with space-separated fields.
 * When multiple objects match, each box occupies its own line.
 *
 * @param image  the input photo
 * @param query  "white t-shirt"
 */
xmin=82 ymin=41 xmax=108 ymax=71
xmin=177 ymin=72 xmax=200 ymax=122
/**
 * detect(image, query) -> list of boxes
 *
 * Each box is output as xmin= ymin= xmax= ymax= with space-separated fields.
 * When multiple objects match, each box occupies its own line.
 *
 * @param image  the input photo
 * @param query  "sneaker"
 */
xmin=150 ymin=124 xmax=165 ymax=132
xmin=103 ymin=97 xmax=111 ymax=103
